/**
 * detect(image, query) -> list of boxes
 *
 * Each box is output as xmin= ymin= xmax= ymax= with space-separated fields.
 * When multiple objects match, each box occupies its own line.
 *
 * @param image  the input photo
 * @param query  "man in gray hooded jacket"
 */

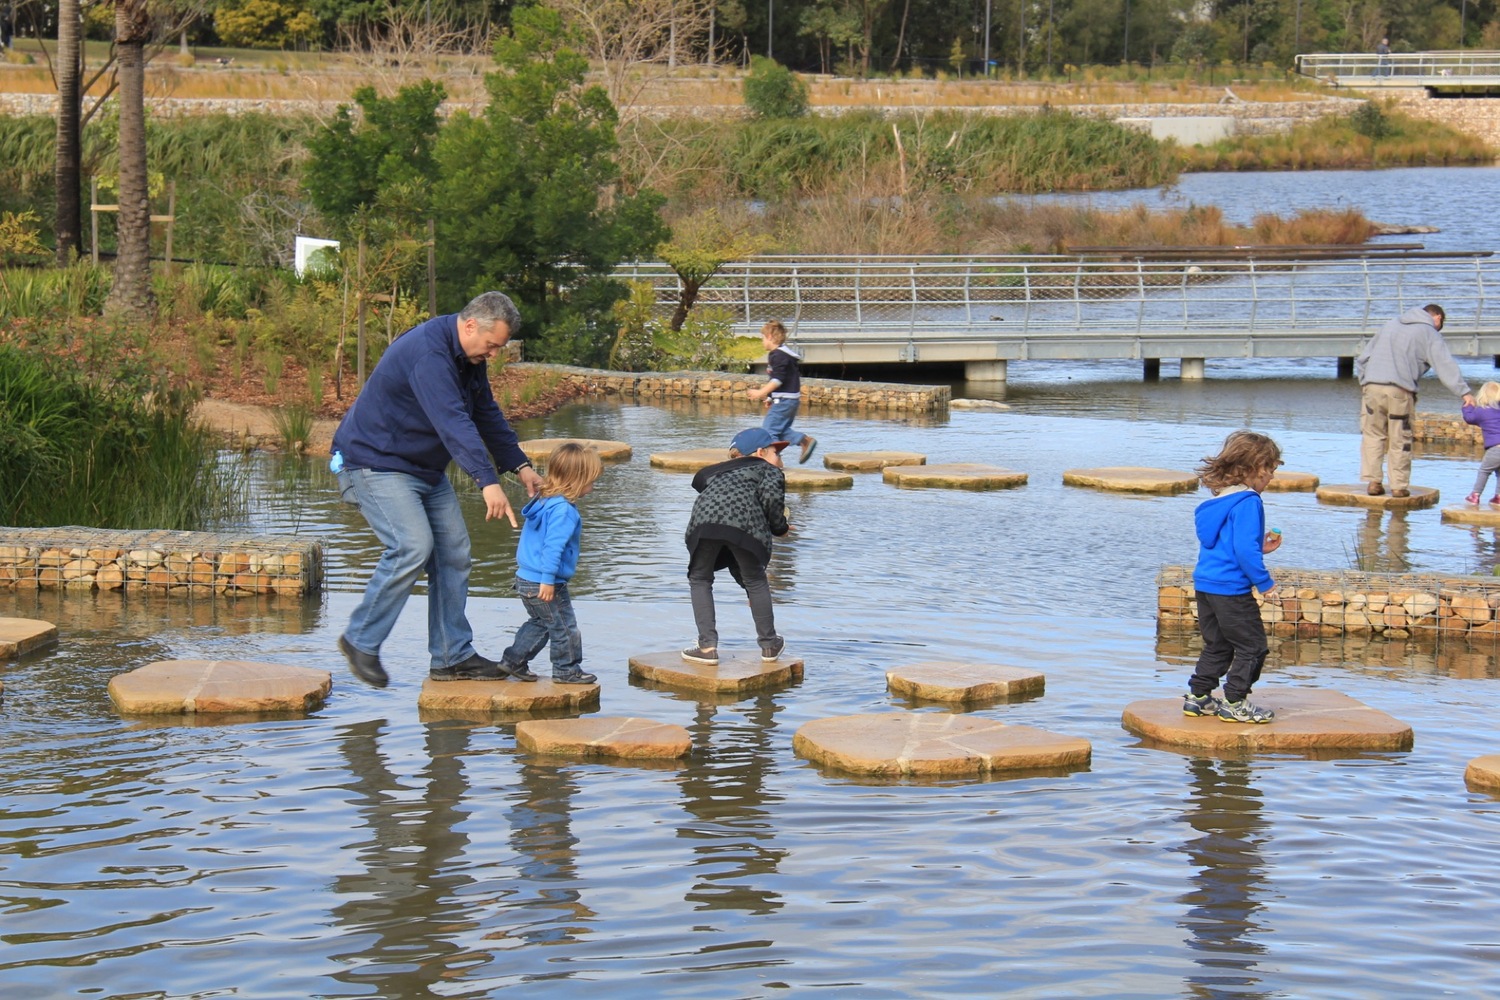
xmin=1355 ymin=304 xmax=1475 ymax=497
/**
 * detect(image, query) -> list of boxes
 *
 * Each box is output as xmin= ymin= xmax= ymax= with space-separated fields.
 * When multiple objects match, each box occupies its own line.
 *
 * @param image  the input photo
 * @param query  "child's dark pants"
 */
xmin=1190 ymin=590 xmax=1268 ymax=704
xmin=687 ymin=539 xmax=777 ymax=652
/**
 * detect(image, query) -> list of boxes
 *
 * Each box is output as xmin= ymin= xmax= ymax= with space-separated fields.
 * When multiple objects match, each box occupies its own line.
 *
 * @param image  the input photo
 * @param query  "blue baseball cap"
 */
xmin=730 ymin=428 xmax=790 ymax=455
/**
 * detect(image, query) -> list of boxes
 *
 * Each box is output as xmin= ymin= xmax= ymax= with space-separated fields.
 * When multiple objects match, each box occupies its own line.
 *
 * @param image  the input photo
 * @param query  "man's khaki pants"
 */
xmin=1360 ymin=383 xmax=1416 ymax=491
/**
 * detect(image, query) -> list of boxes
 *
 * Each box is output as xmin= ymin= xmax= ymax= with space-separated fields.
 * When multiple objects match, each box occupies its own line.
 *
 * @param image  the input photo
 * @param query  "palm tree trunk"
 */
xmin=106 ymin=0 xmax=155 ymax=320
xmin=54 ymin=0 xmax=81 ymax=265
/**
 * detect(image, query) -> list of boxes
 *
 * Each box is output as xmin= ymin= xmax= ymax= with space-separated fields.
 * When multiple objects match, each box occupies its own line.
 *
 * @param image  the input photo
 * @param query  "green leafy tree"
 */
xmin=213 ymin=0 xmax=320 ymax=48
xmin=656 ymin=207 xmax=770 ymax=331
xmin=743 ymin=56 xmax=809 ymax=119
xmin=431 ymin=6 xmax=666 ymax=363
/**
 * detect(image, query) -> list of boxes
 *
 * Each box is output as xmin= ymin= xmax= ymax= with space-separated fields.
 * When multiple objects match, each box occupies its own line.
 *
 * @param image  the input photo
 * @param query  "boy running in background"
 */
xmin=747 ymin=320 xmax=817 ymax=464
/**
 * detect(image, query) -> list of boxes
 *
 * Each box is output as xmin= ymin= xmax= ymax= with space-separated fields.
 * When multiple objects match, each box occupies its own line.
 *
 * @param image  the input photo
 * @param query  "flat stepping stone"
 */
xmin=822 ymin=450 xmax=926 ymax=471
xmin=1266 ymin=470 xmax=1319 ymax=492
xmin=949 ymin=398 xmax=1011 ymax=411
xmin=417 ymin=677 xmax=600 ymax=714
xmin=0 ymin=617 xmax=58 ymax=659
xmin=1441 ymin=504 xmax=1500 ymax=525
xmin=884 ymin=463 xmax=1027 ymax=490
xmin=793 ymin=713 xmax=1090 ymax=778
xmin=886 ymin=662 xmax=1044 ymax=704
xmin=108 ymin=659 xmax=331 ymax=715
xmin=1121 ymin=688 xmax=1413 ymax=752
xmin=784 ymin=467 xmax=853 ymax=490
xmin=1465 ymin=755 xmax=1500 ymax=792
xmin=1063 ymin=467 xmax=1200 ymax=494
xmin=628 ymin=650 xmax=803 ymax=696
xmin=520 ymin=438 xmax=632 ymax=463
xmin=515 ymin=716 xmax=690 ymax=759
xmin=649 ymin=448 xmax=729 ymax=471
xmin=1315 ymin=484 xmax=1439 ymax=510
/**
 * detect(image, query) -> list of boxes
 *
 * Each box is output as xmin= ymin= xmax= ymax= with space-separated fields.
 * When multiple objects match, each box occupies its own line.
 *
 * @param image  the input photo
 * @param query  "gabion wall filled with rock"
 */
xmin=1413 ymin=412 xmax=1483 ymax=449
xmin=0 ymin=527 xmax=322 ymax=597
xmin=1157 ymin=565 xmax=1500 ymax=640
xmin=544 ymin=364 xmax=949 ymax=413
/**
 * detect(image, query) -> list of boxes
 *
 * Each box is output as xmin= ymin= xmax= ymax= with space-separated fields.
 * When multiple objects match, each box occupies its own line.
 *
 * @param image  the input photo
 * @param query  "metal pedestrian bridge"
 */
xmin=616 ymin=252 xmax=1500 ymax=381
xmin=1295 ymin=50 xmax=1500 ymax=92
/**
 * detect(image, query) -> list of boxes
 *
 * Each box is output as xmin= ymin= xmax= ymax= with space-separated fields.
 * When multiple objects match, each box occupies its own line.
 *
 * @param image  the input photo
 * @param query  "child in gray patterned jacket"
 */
xmin=681 ymin=428 xmax=791 ymax=666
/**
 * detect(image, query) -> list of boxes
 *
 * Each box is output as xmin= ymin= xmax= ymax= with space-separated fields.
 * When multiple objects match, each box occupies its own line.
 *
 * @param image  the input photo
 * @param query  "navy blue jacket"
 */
xmin=331 ymin=313 xmax=527 ymax=488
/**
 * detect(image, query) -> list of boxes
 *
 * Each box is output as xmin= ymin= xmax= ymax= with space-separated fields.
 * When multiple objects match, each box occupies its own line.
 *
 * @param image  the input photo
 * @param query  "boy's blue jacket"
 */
xmin=1192 ymin=487 xmax=1274 ymax=595
xmin=516 ymin=495 xmax=581 ymax=585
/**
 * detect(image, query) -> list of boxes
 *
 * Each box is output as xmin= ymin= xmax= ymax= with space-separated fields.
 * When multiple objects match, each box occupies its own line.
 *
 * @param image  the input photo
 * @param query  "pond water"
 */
xmin=5 ymin=364 xmax=1500 ymax=997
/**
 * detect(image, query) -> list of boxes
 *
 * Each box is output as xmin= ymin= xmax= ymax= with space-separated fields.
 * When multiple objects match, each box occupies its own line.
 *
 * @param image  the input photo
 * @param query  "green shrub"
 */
xmin=743 ymin=57 xmax=810 ymax=120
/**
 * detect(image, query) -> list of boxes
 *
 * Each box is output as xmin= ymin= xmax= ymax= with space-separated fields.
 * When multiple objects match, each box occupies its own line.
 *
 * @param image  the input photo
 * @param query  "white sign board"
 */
xmin=293 ymin=236 xmax=341 ymax=277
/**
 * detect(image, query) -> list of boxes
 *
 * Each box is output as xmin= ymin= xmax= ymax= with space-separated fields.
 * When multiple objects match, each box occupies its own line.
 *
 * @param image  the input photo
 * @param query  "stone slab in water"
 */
xmin=628 ymin=650 xmax=803 ymax=695
xmin=1315 ymin=483 xmax=1439 ymax=510
xmin=949 ymin=398 xmax=1011 ymax=411
xmin=516 ymin=716 xmax=690 ymax=759
xmin=108 ymin=659 xmax=331 ymax=715
xmin=884 ymin=463 xmax=1027 ymax=490
xmin=0 ymin=617 xmax=58 ymax=659
xmin=784 ymin=467 xmax=854 ymax=490
xmin=793 ymin=713 xmax=1090 ymax=778
xmin=886 ymin=662 xmax=1044 ymax=703
xmin=822 ymin=450 xmax=926 ymax=472
xmin=1266 ymin=471 xmax=1320 ymax=492
xmin=417 ymin=677 xmax=600 ymax=714
xmin=1464 ymin=754 xmax=1500 ymax=791
xmin=649 ymin=448 xmax=729 ymax=471
xmin=1121 ymin=688 xmax=1413 ymax=752
xmin=1440 ymin=504 xmax=1500 ymax=526
xmin=1062 ymin=467 xmax=1200 ymax=494
xmin=520 ymin=438 xmax=632 ymax=463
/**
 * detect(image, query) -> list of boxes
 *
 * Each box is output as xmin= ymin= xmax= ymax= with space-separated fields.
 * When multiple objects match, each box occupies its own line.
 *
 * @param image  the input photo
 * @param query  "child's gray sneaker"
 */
xmin=760 ymin=636 xmax=786 ymax=662
xmin=682 ymin=646 xmax=719 ymax=665
xmin=1217 ymin=699 xmax=1275 ymax=724
xmin=1182 ymin=692 xmax=1221 ymax=717
xmin=552 ymin=668 xmax=597 ymax=685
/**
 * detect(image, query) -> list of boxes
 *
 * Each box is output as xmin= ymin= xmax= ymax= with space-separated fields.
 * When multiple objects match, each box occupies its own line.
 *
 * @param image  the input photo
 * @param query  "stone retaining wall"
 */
xmin=1414 ymin=411 xmax=1483 ymax=449
xmin=540 ymin=364 xmax=950 ymax=413
xmin=1157 ymin=564 xmax=1500 ymax=640
xmin=0 ymin=527 xmax=322 ymax=597
xmin=1389 ymin=92 xmax=1500 ymax=146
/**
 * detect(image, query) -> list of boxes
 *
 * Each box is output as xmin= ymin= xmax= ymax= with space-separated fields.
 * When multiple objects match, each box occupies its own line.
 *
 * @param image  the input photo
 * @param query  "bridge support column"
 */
xmin=965 ymin=360 xmax=1008 ymax=382
xmin=1143 ymin=359 xmax=1161 ymax=381
xmin=1338 ymin=356 xmax=1355 ymax=378
xmin=1180 ymin=358 xmax=1205 ymax=380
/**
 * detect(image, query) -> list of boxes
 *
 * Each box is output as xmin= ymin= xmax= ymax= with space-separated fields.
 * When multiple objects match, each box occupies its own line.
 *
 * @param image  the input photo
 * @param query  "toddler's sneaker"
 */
xmin=1467 ymin=492 xmax=1482 ymax=505
xmin=1490 ymin=496 xmax=1500 ymax=507
xmin=681 ymin=646 xmax=719 ymax=665
xmin=505 ymin=660 xmax=539 ymax=682
xmin=1217 ymin=699 xmax=1275 ymax=724
xmin=760 ymin=635 xmax=786 ymax=662
xmin=1182 ymin=691 xmax=1221 ymax=717
xmin=552 ymin=668 xmax=597 ymax=685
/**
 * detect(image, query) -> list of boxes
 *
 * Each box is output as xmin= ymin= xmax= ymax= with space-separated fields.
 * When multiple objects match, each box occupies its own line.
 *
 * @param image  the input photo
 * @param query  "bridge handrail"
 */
xmin=1295 ymin=50 xmax=1500 ymax=79
xmin=614 ymin=255 xmax=1498 ymax=337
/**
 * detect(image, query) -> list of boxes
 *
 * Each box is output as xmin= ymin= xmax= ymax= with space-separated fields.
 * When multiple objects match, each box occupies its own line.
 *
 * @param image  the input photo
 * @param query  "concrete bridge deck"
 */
xmin=618 ymin=253 xmax=1500 ymax=380
xmin=1296 ymin=51 xmax=1500 ymax=93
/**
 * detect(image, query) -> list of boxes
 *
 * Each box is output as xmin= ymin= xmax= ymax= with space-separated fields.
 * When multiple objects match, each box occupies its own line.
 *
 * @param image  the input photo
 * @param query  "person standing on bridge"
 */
xmin=1375 ymin=37 xmax=1391 ymax=77
xmin=1356 ymin=304 xmax=1474 ymax=499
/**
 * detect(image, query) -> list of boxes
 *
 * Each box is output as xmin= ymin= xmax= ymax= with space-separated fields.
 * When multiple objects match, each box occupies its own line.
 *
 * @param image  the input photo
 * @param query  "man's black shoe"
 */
xmin=429 ymin=652 xmax=514 ymax=682
xmin=339 ymin=635 xmax=389 ymax=688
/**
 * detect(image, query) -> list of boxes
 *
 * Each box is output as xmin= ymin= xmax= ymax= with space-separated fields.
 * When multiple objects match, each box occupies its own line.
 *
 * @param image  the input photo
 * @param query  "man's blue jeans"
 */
xmin=762 ymin=396 xmax=807 ymax=447
xmin=503 ymin=576 xmax=583 ymax=675
xmin=338 ymin=468 xmax=476 ymax=668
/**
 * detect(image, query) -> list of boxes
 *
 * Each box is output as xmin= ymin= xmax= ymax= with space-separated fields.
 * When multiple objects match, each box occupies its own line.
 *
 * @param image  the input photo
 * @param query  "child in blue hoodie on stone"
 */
xmin=500 ymin=443 xmax=603 ymax=684
xmin=1184 ymin=430 xmax=1283 ymax=724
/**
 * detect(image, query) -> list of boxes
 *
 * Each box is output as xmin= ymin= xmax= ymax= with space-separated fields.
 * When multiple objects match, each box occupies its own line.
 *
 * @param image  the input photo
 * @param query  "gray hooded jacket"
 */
xmin=1355 ymin=306 xmax=1470 ymax=397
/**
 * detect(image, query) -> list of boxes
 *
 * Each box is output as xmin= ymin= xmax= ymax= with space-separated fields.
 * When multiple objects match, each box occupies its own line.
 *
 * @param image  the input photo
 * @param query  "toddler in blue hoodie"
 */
xmin=500 ymin=443 xmax=603 ymax=685
xmin=1184 ymin=430 xmax=1283 ymax=724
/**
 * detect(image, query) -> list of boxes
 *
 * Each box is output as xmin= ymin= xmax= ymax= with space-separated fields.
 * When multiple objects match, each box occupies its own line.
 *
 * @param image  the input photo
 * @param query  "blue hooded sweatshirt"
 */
xmin=1192 ymin=486 xmax=1274 ymax=595
xmin=516 ymin=495 xmax=582 ymax=586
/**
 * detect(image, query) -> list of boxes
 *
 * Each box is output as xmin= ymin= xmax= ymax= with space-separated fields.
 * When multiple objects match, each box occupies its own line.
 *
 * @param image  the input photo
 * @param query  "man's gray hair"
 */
xmin=459 ymin=291 xmax=522 ymax=334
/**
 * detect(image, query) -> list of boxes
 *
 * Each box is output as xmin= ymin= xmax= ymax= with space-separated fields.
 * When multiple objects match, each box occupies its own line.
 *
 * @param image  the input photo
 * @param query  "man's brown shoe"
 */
xmin=1391 ymin=488 xmax=1410 ymax=498
xmin=1367 ymin=482 xmax=1385 ymax=496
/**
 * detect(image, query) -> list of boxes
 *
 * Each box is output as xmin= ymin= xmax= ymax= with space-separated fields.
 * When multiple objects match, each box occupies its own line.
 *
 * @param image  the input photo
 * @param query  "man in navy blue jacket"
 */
xmin=331 ymin=291 xmax=543 ymax=687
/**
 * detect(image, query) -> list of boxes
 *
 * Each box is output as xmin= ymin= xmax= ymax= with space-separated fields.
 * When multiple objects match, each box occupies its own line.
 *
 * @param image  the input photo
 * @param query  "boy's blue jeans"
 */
xmin=503 ymin=576 xmax=583 ymax=674
xmin=1190 ymin=590 xmax=1268 ymax=704
xmin=762 ymin=397 xmax=807 ymax=447
xmin=337 ymin=468 xmax=476 ymax=668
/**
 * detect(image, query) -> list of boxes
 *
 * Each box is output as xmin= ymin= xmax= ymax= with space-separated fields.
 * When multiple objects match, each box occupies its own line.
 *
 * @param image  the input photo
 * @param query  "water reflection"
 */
xmin=1176 ymin=756 xmax=1272 ymax=1000
xmin=502 ymin=758 xmax=594 ymax=945
xmin=1156 ymin=627 xmax=1500 ymax=679
xmin=1354 ymin=509 xmax=1411 ymax=574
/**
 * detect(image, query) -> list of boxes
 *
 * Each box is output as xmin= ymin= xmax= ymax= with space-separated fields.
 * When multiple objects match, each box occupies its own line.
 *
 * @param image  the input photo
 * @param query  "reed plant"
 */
xmin=0 ymin=343 xmax=246 ymax=530
xmin=271 ymin=402 xmax=314 ymax=452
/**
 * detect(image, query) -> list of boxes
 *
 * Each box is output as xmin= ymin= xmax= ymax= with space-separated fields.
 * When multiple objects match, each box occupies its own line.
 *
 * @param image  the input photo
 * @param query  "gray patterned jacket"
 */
xmin=685 ymin=457 xmax=789 ymax=564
